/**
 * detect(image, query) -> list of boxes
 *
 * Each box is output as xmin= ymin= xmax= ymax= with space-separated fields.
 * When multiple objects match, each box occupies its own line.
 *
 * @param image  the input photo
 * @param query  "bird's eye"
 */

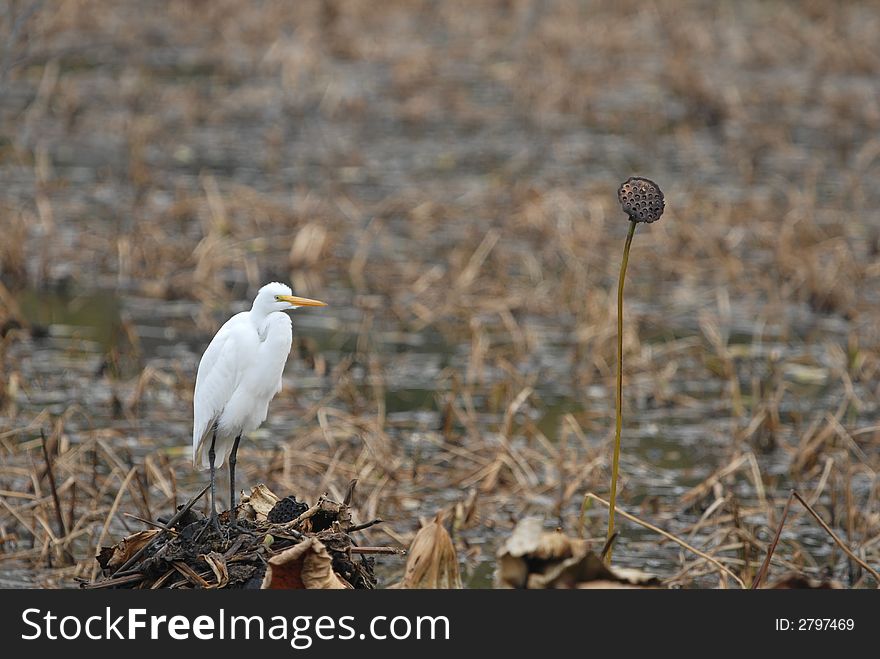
xmin=274 ymin=295 xmax=280 ymax=301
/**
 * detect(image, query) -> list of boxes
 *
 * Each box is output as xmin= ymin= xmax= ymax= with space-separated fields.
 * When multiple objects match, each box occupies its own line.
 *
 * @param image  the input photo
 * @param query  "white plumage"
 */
xmin=192 ymin=281 xmax=326 ymax=521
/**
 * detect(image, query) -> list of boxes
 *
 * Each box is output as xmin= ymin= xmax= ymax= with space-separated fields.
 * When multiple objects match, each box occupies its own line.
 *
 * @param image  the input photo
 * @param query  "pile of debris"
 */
xmin=87 ymin=481 xmax=399 ymax=589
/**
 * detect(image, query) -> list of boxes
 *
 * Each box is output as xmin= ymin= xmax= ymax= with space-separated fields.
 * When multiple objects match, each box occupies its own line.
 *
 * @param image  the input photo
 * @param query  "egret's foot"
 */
xmin=192 ymin=512 xmax=221 ymax=544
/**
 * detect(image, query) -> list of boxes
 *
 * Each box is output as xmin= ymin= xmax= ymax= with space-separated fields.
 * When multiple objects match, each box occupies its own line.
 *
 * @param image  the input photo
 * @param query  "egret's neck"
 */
xmin=249 ymin=300 xmax=274 ymax=329
xmin=252 ymin=301 xmax=291 ymax=339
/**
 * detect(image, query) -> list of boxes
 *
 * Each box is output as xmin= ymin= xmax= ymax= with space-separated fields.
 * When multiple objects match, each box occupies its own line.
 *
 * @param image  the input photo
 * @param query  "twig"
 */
xmin=93 ymin=466 xmax=139 ymax=576
xmin=39 ymin=429 xmax=68 ymax=540
xmin=111 ymin=483 xmax=210 ymax=576
xmin=150 ymin=569 xmax=177 ymax=590
xmin=791 ymin=490 xmax=880 ymax=585
xmin=680 ymin=454 xmax=749 ymax=508
xmin=751 ymin=491 xmax=795 ymax=589
xmin=752 ymin=490 xmax=880 ymax=588
xmin=585 ymin=492 xmax=746 ymax=588
xmin=172 ymin=561 xmax=211 ymax=588
xmin=123 ymin=512 xmax=172 ymax=532
xmin=0 ymin=497 xmax=39 ymax=541
xmin=347 ymin=518 xmax=384 ymax=533
xmin=81 ymin=573 xmax=145 ymax=589
xmin=268 ymin=531 xmax=304 ymax=542
xmin=66 ymin=480 xmax=77 ymax=539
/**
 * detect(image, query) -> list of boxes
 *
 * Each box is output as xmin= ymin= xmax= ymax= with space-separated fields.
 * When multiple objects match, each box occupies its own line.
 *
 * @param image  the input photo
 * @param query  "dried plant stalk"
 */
xmin=606 ymin=177 xmax=665 ymax=564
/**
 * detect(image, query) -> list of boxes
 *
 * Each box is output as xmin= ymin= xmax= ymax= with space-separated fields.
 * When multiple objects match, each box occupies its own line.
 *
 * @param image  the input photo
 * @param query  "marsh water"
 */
xmin=3 ymin=2 xmax=880 ymax=589
xmin=8 ymin=281 xmax=872 ymax=588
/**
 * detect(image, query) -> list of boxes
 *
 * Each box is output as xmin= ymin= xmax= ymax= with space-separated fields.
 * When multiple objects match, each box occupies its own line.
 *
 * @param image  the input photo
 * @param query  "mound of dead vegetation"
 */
xmin=88 ymin=481 xmax=399 ymax=589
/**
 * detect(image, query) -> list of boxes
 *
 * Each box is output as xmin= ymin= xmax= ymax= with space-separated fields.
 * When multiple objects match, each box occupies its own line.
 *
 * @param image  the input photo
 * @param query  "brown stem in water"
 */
xmin=40 ymin=429 xmax=74 ymax=565
xmin=752 ymin=489 xmax=880 ymax=587
xmin=752 ymin=490 xmax=795 ymax=589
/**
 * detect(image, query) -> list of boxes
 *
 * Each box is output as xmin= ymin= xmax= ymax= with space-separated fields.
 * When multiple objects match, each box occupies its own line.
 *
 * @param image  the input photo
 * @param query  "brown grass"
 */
xmin=1 ymin=0 xmax=879 ymax=588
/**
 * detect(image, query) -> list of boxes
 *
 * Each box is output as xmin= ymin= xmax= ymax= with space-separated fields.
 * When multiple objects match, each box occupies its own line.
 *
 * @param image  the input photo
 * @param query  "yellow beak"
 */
xmin=276 ymin=294 xmax=327 ymax=307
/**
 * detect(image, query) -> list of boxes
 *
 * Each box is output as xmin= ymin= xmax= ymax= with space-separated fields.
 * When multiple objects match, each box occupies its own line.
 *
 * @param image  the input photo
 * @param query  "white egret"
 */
xmin=192 ymin=282 xmax=327 ymax=527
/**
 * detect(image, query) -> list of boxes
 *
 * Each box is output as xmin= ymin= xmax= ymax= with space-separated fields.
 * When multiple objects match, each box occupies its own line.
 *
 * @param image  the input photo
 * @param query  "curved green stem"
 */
xmin=605 ymin=220 xmax=636 ymax=564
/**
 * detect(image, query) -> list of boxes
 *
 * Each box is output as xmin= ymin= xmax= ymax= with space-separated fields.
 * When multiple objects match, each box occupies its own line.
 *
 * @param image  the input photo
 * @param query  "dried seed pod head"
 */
xmin=617 ymin=176 xmax=664 ymax=223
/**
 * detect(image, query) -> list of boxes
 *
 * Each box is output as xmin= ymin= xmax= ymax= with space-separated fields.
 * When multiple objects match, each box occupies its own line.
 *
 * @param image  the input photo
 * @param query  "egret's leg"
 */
xmin=228 ymin=434 xmax=241 ymax=516
xmin=208 ymin=432 xmax=220 ymax=529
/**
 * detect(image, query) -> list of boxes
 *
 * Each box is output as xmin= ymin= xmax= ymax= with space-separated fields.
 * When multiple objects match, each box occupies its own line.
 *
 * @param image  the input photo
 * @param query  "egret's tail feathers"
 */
xmin=193 ymin=433 xmax=233 ymax=471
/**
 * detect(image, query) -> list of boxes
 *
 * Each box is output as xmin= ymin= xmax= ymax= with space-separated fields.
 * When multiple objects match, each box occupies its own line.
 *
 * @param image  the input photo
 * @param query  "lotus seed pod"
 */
xmin=617 ymin=177 xmax=664 ymax=223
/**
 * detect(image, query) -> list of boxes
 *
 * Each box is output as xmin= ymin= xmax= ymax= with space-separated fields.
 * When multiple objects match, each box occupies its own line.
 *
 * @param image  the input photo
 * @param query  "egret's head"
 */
xmin=253 ymin=282 xmax=327 ymax=314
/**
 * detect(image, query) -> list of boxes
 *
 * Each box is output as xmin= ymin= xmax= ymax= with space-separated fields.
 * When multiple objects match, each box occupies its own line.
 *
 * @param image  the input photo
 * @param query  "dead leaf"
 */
xmin=240 ymin=483 xmax=280 ymax=521
xmin=400 ymin=510 xmax=461 ymax=589
xmin=531 ymin=529 xmax=575 ymax=561
xmin=496 ymin=517 xmax=659 ymax=589
xmin=173 ymin=560 xmax=211 ymax=588
xmin=96 ymin=529 xmax=161 ymax=571
xmin=200 ymin=551 xmax=229 ymax=589
xmin=261 ymin=537 xmax=352 ymax=589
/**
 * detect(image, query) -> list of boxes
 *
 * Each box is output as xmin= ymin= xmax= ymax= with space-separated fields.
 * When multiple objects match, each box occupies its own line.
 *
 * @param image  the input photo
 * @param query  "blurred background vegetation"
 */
xmin=1 ymin=0 xmax=879 ymax=588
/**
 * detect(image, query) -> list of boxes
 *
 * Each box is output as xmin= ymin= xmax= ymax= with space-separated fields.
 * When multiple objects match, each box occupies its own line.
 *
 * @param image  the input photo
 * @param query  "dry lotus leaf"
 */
xmin=496 ymin=517 xmax=659 ymax=589
xmin=96 ymin=529 xmax=161 ymax=571
xmin=401 ymin=511 xmax=462 ymax=589
xmin=261 ymin=537 xmax=352 ymax=589
xmin=575 ymin=566 xmax=661 ymax=589
xmin=240 ymin=483 xmax=280 ymax=522
xmin=530 ymin=529 xmax=575 ymax=561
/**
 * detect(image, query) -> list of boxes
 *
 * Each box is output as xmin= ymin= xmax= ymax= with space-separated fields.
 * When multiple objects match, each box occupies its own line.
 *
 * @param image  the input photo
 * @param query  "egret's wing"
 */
xmin=192 ymin=316 xmax=246 ymax=468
